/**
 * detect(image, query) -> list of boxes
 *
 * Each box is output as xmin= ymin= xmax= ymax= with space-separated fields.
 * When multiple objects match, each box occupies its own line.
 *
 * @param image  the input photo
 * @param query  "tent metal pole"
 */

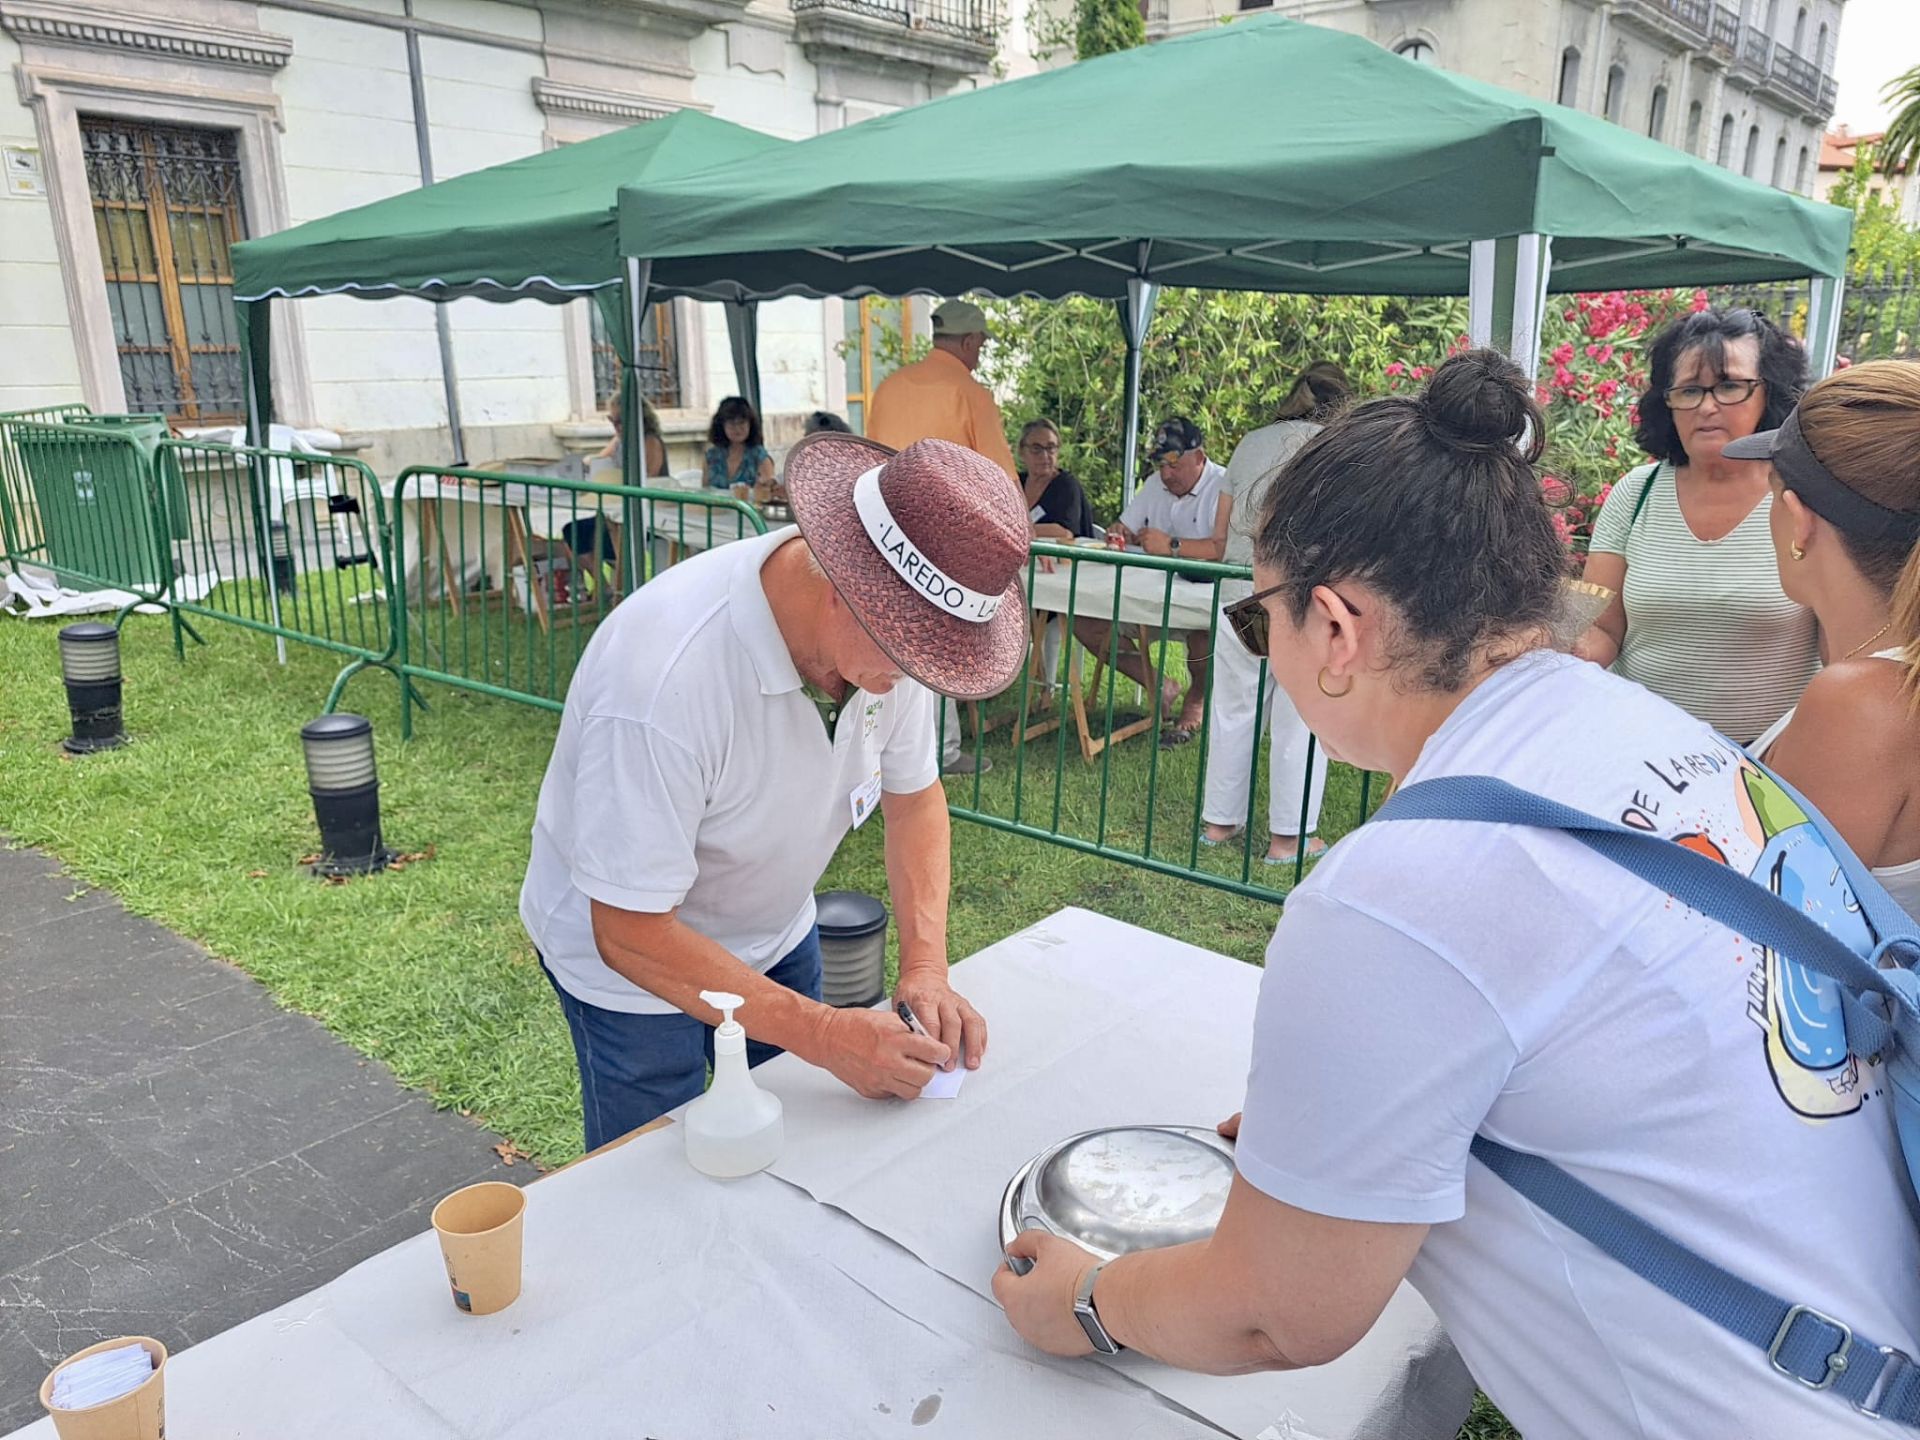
xmin=241 ymin=299 xmax=288 ymax=664
xmin=1807 ymin=274 xmax=1846 ymax=378
xmin=725 ymin=300 xmax=762 ymax=413
xmin=1119 ymin=266 xmax=1156 ymax=505
xmin=1468 ymin=234 xmax=1551 ymax=380
xmin=622 ymin=257 xmax=652 ymax=593
xmin=402 ymin=0 xmax=466 ymax=465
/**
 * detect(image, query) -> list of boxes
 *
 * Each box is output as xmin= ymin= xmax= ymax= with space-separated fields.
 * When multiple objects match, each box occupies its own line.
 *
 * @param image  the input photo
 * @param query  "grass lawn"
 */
xmin=0 ymin=610 xmax=1517 ymax=1439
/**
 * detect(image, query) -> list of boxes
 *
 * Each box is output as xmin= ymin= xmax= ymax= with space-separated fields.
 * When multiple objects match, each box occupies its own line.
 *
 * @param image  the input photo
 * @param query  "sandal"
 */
xmin=1263 ymin=837 xmax=1329 ymax=864
xmin=1198 ymin=825 xmax=1244 ymax=848
xmin=1158 ymin=724 xmax=1200 ymax=749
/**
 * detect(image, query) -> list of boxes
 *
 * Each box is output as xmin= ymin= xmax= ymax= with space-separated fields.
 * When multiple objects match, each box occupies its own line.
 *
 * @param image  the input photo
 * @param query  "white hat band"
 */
xmin=852 ymin=464 xmax=1003 ymax=624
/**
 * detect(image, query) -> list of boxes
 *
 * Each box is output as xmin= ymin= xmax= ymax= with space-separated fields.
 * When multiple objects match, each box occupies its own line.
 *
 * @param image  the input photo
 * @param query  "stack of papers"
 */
xmin=49 ymin=1343 xmax=153 ymax=1409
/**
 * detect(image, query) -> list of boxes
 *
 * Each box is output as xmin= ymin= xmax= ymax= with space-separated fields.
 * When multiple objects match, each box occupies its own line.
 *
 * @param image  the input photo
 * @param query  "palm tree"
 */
xmin=1882 ymin=64 xmax=1920 ymax=179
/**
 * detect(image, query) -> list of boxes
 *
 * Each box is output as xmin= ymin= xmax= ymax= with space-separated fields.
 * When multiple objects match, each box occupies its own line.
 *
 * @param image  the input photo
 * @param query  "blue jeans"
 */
xmin=541 ymin=926 xmax=823 ymax=1154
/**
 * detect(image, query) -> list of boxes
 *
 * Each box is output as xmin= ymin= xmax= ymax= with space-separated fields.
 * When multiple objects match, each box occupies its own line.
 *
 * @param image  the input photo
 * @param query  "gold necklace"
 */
xmin=1842 ymin=620 xmax=1894 ymax=661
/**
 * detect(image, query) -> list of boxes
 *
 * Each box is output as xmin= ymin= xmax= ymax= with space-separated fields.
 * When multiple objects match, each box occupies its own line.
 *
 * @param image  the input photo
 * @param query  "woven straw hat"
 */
xmin=784 ymin=433 xmax=1030 ymax=700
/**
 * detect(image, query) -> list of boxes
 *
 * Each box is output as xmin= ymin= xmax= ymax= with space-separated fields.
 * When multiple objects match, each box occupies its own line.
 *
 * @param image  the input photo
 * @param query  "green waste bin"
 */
xmin=0 ymin=404 xmax=92 ymax=566
xmin=72 ymin=415 xmax=186 ymax=541
xmin=15 ymin=415 xmax=175 ymax=592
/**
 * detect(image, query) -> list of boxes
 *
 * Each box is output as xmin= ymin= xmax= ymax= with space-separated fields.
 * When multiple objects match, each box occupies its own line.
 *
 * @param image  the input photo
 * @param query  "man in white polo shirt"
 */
xmin=1101 ymin=416 xmax=1231 ymax=746
xmin=521 ymin=435 xmax=1031 ymax=1150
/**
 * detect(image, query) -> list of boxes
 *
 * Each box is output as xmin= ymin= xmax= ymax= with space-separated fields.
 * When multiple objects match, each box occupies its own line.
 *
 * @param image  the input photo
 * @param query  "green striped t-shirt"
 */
xmin=1588 ymin=462 xmax=1819 ymax=744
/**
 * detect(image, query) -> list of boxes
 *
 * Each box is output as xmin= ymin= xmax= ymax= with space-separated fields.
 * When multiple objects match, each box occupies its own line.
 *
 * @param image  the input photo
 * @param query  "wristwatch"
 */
xmin=1073 ymin=1263 xmax=1124 ymax=1355
xmin=1169 ymin=536 xmax=1182 ymax=555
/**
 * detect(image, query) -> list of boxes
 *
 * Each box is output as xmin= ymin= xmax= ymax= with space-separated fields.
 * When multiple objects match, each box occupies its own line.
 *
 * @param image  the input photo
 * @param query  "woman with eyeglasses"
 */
xmin=1575 ymin=308 xmax=1816 ymax=743
xmin=994 ymin=350 xmax=1919 ymax=1439
xmin=1017 ymin=418 xmax=1097 ymax=699
xmin=1016 ymin=418 xmax=1096 ymax=543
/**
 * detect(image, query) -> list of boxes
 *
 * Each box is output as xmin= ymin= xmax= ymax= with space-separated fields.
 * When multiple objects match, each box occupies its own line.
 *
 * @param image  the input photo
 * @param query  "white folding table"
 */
xmin=7 ymin=909 xmax=1472 ymax=1440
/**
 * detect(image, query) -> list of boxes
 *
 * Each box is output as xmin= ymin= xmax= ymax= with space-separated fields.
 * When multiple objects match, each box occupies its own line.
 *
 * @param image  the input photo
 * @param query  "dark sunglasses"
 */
xmin=1223 ymin=583 xmax=1361 ymax=658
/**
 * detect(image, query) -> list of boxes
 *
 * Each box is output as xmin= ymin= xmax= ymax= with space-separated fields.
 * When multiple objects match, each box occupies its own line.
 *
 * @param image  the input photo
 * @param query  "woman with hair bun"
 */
xmin=1744 ymin=360 xmax=1920 ymax=918
xmin=995 ymin=350 xmax=1918 ymax=1440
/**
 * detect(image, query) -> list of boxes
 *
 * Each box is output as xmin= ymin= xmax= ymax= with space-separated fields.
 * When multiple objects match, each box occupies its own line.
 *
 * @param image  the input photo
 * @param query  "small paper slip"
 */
xmin=51 ymin=1343 xmax=152 ymax=1409
xmin=922 ymin=1051 xmax=967 ymax=1100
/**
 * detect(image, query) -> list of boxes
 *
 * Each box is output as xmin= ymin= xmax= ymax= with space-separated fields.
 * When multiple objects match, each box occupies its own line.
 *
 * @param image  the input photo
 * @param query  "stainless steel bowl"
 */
xmin=999 ymin=1125 xmax=1235 ymax=1274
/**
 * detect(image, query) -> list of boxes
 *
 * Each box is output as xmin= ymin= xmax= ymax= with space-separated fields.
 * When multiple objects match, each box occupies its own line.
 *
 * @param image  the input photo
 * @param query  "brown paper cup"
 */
xmin=39 ymin=1336 xmax=167 ymax=1440
xmin=431 ymin=1181 xmax=526 ymax=1316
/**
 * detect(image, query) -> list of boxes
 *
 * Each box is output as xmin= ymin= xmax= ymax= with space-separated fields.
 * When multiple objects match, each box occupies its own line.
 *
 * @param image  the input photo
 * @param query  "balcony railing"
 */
xmin=1739 ymin=27 xmax=1773 ymax=72
xmin=791 ymin=0 xmax=1003 ymax=44
xmin=1778 ymin=48 xmax=1817 ymax=97
xmin=1710 ymin=4 xmax=1740 ymax=52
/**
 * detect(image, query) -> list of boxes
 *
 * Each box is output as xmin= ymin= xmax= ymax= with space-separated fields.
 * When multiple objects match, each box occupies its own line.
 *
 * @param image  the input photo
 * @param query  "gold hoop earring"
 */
xmin=1317 ymin=667 xmax=1354 ymax=699
xmin=1790 ymin=544 xmax=1806 ymax=561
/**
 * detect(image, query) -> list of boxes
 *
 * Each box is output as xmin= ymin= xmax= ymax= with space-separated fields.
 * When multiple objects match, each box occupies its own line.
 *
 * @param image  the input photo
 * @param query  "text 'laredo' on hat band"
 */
xmin=851 ymin=466 xmax=1003 ymax=624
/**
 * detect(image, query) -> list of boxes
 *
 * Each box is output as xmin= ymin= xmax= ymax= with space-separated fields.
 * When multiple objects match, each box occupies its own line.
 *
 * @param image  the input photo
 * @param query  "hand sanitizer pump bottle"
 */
xmin=684 ymin=990 xmax=784 ymax=1178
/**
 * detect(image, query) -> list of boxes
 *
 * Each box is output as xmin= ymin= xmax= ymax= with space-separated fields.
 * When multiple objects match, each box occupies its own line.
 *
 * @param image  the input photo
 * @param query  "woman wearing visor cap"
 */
xmin=1740 ymin=361 xmax=1920 ymax=920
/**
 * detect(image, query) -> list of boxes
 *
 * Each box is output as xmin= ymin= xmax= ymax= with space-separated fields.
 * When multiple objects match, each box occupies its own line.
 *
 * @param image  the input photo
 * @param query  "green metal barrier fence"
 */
xmin=0 ymin=403 xmax=93 ymax=571
xmin=4 ymin=417 xmax=177 ymax=612
xmin=154 ymin=440 xmax=398 ymax=707
xmin=7 ymin=428 xmax=1364 ymax=903
xmin=390 ymin=466 xmax=768 ymax=735
xmin=941 ymin=541 xmax=1386 ymax=904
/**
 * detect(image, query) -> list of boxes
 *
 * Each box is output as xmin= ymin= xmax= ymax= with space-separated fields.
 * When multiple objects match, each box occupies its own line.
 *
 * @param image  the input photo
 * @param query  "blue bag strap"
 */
xmin=1374 ymin=774 xmax=1911 ymax=1059
xmin=1472 ymin=1135 xmax=1920 ymax=1421
xmin=1753 ymin=761 xmax=1920 ymax=974
xmin=1375 ymin=773 xmax=1920 ymax=1422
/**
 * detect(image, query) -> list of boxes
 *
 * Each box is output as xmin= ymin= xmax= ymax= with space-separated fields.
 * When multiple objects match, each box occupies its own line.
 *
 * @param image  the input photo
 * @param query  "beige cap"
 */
xmin=930 ymin=299 xmax=990 ymax=338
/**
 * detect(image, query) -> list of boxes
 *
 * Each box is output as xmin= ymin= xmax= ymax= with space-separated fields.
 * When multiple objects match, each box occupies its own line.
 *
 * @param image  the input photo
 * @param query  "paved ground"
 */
xmin=0 ymin=843 xmax=518 ymax=1434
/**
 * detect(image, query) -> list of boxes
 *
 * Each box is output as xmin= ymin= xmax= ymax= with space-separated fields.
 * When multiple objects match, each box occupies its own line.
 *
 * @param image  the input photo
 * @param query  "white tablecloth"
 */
xmin=643 ymin=498 xmax=785 ymax=555
xmin=1027 ymin=554 xmax=1219 ymax=631
xmin=759 ymin=907 xmax=1474 ymax=1439
xmin=390 ymin=474 xmax=776 ymax=599
xmin=5 ymin=910 xmax=1472 ymax=1440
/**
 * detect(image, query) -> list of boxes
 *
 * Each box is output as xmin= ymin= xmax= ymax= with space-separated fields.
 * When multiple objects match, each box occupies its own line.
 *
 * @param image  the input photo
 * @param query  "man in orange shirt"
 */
xmin=868 ymin=300 xmax=1019 ymax=483
xmin=868 ymin=300 xmax=1019 ymax=774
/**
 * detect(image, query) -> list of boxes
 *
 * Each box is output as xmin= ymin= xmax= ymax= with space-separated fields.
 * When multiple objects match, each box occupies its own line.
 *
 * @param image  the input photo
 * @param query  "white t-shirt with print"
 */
xmin=1235 ymin=651 xmax=1919 ymax=1440
xmin=519 ymin=529 xmax=940 ymax=1014
xmin=1118 ymin=458 xmax=1228 ymax=542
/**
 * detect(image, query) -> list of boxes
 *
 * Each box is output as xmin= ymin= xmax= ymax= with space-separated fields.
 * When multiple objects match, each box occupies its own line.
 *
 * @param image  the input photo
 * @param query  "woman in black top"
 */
xmin=1017 ymin=419 xmax=1096 ymax=540
xmin=1019 ymin=418 xmax=1111 ymax=703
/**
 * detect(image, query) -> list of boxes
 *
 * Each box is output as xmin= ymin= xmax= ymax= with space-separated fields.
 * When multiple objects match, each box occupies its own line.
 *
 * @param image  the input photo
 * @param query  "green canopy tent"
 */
xmin=230 ymin=109 xmax=790 ymax=484
xmin=614 ymin=14 xmax=1853 ymax=489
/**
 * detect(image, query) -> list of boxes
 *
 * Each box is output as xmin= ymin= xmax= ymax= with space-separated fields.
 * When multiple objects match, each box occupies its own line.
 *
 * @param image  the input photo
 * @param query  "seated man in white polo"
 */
xmin=522 ymin=434 xmax=1028 ymax=1150
xmin=1103 ymin=416 xmax=1232 ymax=747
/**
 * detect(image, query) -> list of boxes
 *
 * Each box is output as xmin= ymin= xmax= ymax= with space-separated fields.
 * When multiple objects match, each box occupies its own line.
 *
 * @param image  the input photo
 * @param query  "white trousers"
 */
xmin=1202 ymin=596 xmax=1327 ymax=837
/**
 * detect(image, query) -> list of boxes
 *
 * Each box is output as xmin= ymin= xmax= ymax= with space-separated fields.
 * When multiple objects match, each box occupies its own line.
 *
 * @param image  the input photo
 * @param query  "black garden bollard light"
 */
xmin=300 ymin=713 xmax=393 ymax=877
xmin=58 ymin=622 xmax=127 ymax=754
xmin=268 ymin=519 xmax=296 ymax=596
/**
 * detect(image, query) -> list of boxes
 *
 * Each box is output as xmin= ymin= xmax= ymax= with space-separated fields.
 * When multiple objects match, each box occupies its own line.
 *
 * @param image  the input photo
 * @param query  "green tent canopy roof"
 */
xmin=232 ymin=109 xmax=786 ymax=305
xmin=614 ymin=15 xmax=1851 ymax=300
